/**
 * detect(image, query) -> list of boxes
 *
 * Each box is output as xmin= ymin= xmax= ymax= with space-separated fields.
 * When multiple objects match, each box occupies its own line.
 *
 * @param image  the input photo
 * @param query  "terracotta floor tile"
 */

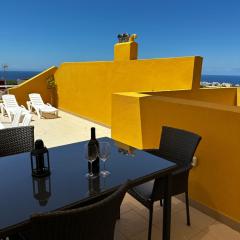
xmin=114 ymin=229 xmax=128 ymax=240
xmin=169 ymin=206 xmax=216 ymax=240
xmin=116 ymin=210 xmax=147 ymax=239
xmin=191 ymin=230 xmax=219 ymax=240
xmin=207 ymin=222 xmax=240 ymax=240
xmin=130 ymin=225 xmax=162 ymax=240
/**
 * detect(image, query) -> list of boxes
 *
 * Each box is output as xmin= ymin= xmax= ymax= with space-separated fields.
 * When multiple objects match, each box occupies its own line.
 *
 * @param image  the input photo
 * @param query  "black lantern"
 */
xmin=31 ymin=139 xmax=51 ymax=177
xmin=32 ymin=176 xmax=51 ymax=206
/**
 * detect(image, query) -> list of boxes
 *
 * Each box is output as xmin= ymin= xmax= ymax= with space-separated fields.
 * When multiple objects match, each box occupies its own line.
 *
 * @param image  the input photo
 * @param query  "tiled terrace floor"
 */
xmin=1 ymin=111 xmax=240 ymax=240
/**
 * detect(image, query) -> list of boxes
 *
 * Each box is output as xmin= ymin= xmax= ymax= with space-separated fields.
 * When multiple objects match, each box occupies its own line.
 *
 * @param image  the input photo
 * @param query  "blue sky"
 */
xmin=0 ymin=0 xmax=240 ymax=75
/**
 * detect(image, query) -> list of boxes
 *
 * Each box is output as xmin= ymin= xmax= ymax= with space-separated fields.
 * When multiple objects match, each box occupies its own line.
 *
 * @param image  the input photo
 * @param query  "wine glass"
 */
xmin=84 ymin=143 xmax=98 ymax=178
xmin=98 ymin=142 xmax=110 ymax=176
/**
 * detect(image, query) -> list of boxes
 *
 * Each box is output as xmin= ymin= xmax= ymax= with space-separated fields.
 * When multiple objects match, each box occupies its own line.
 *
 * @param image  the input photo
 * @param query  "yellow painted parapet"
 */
xmin=111 ymin=92 xmax=240 ymax=224
xmin=146 ymin=87 xmax=239 ymax=106
xmin=8 ymin=66 xmax=57 ymax=107
xmin=55 ymin=56 xmax=202 ymax=126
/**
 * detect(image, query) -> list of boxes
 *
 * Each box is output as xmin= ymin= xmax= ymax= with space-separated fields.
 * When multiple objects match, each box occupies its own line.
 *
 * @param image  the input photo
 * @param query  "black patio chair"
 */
xmin=0 ymin=126 xmax=34 ymax=157
xmin=128 ymin=126 xmax=201 ymax=240
xmin=20 ymin=181 xmax=130 ymax=240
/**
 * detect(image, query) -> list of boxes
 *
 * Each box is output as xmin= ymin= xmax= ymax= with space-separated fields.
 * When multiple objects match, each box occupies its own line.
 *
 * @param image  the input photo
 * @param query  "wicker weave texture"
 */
xmin=151 ymin=126 xmax=201 ymax=199
xmin=24 ymin=181 xmax=129 ymax=240
xmin=0 ymin=126 xmax=34 ymax=157
xmin=159 ymin=126 xmax=202 ymax=167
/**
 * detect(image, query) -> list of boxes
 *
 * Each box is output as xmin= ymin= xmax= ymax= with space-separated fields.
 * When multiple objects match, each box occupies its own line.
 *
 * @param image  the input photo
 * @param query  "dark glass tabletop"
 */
xmin=0 ymin=137 xmax=176 ymax=234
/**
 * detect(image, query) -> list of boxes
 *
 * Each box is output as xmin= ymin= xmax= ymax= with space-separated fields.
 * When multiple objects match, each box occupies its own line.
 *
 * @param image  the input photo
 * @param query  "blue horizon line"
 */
xmin=1 ymin=70 xmax=240 ymax=77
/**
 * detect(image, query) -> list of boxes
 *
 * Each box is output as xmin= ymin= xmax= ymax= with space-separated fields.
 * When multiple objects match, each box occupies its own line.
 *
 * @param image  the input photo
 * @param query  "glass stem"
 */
xmin=104 ymin=160 xmax=106 ymax=172
xmin=90 ymin=162 xmax=93 ymax=176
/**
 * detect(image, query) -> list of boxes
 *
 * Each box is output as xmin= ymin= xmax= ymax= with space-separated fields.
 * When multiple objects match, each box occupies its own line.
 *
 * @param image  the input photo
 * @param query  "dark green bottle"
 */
xmin=88 ymin=127 xmax=99 ymax=174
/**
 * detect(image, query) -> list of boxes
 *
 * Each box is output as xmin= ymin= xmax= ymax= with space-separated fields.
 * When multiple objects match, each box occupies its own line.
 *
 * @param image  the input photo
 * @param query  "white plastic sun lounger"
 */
xmin=0 ymin=109 xmax=22 ymax=129
xmin=19 ymin=113 xmax=32 ymax=126
xmin=1 ymin=94 xmax=29 ymax=121
xmin=28 ymin=93 xmax=58 ymax=118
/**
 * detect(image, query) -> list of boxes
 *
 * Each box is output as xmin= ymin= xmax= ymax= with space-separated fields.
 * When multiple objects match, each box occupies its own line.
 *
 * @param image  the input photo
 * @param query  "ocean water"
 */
xmin=201 ymin=74 xmax=240 ymax=85
xmin=1 ymin=71 xmax=240 ymax=85
xmin=0 ymin=71 xmax=40 ymax=81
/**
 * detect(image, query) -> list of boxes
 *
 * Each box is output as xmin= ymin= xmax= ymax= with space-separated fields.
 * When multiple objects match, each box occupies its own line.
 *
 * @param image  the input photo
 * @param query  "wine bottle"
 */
xmin=88 ymin=127 xmax=99 ymax=174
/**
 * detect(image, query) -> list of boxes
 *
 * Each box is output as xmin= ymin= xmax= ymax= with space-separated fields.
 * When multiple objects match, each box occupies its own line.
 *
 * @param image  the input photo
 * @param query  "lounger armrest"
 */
xmin=46 ymin=103 xmax=52 ymax=106
xmin=26 ymin=101 xmax=32 ymax=112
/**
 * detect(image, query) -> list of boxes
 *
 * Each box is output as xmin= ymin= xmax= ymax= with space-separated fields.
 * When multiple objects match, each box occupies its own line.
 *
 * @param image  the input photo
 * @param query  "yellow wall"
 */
xmin=146 ymin=87 xmax=239 ymax=106
xmin=8 ymin=67 xmax=57 ymax=107
xmin=111 ymin=93 xmax=240 ymax=223
xmin=55 ymin=56 xmax=202 ymax=126
xmin=111 ymin=92 xmax=149 ymax=148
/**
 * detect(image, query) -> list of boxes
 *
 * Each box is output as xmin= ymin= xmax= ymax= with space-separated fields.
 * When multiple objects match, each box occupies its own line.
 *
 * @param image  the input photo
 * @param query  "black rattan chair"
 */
xmin=0 ymin=126 xmax=34 ymax=157
xmin=128 ymin=126 xmax=201 ymax=240
xmin=20 ymin=181 xmax=130 ymax=240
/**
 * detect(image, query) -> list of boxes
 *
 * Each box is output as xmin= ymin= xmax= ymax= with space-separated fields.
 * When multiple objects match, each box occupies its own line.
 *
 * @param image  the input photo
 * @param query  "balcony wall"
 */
xmin=54 ymin=56 xmax=202 ymax=126
xmin=111 ymin=92 xmax=240 ymax=225
xmin=145 ymin=87 xmax=239 ymax=106
xmin=8 ymin=66 xmax=57 ymax=107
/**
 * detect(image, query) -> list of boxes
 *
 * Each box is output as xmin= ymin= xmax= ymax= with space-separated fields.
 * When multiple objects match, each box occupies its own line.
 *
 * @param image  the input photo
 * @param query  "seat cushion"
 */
xmin=128 ymin=180 xmax=154 ymax=208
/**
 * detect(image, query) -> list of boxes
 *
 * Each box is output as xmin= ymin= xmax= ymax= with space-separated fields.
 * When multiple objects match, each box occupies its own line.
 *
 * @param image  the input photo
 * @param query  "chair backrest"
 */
xmin=11 ymin=109 xmax=22 ymax=127
xmin=29 ymin=93 xmax=45 ymax=107
xmin=26 ymin=181 xmax=129 ymax=240
xmin=158 ymin=126 xmax=202 ymax=167
xmin=2 ymin=94 xmax=19 ymax=108
xmin=151 ymin=126 xmax=201 ymax=200
xmin=0 ymin=126 xmax=34 ymax=157
xmin=22 ymin=114 xmax=32 ymax=126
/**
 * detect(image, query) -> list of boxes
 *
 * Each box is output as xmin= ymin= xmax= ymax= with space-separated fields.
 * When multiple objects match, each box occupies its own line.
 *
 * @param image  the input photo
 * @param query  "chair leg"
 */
xmin=185 ymin=191 xmax=191 ymax=226
xmin=160 ymin=199 xmax=163 ymax=207
xmin=117 ymin=206 xmax=120 ymax=220
xmin=148 ymin=205 xmax=153 ymax=240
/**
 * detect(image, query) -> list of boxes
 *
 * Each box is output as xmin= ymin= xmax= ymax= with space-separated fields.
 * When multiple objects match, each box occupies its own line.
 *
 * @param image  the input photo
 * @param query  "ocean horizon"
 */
xmin=0 ymin=71 xmax=40 ymax=81
xmin=1 ymin=71 xmax=240 ymax=84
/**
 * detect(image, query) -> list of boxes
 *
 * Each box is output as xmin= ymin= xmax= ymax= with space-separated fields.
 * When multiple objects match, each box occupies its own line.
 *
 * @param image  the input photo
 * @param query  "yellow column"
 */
xmin=114 ymin=41 xmax=138 ymax=61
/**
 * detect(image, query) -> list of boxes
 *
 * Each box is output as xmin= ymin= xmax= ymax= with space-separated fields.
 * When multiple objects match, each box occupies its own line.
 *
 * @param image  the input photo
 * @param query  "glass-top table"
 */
xmin=0 ymin=137 xmax=176 ymax=240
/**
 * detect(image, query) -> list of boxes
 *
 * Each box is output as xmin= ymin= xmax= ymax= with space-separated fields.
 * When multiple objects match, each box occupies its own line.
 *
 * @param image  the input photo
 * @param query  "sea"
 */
xmin=201 ymin=75 xmax=240 ymax=85
xmin=1 ymin=71 xmax=40 ymax=81
xmin=1 ymin=71 xmax=240 ymax=85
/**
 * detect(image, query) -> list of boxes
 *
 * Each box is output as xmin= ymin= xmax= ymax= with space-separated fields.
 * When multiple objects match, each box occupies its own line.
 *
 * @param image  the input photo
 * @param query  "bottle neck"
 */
xmin=91 ymin=127 xmax=96 ymax=140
